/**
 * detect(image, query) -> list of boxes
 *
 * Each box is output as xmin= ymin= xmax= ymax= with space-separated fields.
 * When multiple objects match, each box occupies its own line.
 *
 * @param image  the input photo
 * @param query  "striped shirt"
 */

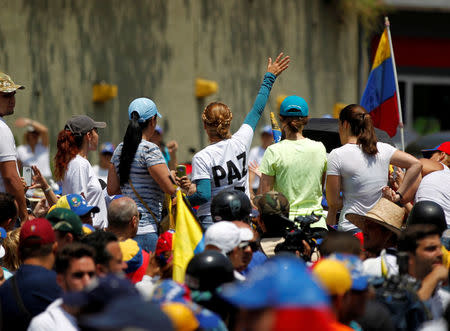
xmin=111 ymin=140 xmax=168 ymax=234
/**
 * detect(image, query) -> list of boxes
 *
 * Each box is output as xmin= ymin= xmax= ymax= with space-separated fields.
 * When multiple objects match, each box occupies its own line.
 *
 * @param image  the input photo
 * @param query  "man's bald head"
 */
xmin=107 ymin=197 xmax=138 ymax=230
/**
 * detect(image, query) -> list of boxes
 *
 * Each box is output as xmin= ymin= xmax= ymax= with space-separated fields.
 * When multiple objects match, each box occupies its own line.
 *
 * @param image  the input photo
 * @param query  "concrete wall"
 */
xmin=0 ymin=0 xmax=361 ymax=165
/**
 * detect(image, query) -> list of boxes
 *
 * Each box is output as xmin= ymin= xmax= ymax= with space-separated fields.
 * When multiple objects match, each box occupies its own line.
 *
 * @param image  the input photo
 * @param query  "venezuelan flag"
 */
xmin=361 ymin=29 xmax=399 ymax=137
xmin=173 ymin=190 xmax=204 ymax=283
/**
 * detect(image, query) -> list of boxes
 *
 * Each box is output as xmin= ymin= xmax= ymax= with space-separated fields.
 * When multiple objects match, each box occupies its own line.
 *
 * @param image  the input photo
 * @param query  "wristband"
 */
xmin=44 ymin=186 xmax=52 ymax=192
xmin=396 ymin=191 xmax=404 ymax=200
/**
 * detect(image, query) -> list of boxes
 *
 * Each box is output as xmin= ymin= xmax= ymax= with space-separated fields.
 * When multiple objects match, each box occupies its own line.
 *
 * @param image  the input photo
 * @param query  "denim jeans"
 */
xmin=134 ymin=232 xmax=159 ymax=253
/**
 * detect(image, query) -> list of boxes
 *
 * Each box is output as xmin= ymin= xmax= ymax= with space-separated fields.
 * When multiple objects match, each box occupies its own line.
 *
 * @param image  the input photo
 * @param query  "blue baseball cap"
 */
xmin=261 ymin=125 xmax=272 ymax=135
xmin=219 ymin=255 xmax=329 ymax=309
xmin=128 ymin=97 xmax=162 ymax=123
xmin=280 ymin=95 xmax=309 ymax=117
xmin=155 ymin=125 xmax=163 ymax=134
xmin=329 ymin=253 xmax=369 ymax=291
xmin=53 ymin=194 xmax=100 ymax=217
xmin=0 ymin=227 xmax=7 ymax=258
xmin=100 ymin=142 xmax=115 ymax=154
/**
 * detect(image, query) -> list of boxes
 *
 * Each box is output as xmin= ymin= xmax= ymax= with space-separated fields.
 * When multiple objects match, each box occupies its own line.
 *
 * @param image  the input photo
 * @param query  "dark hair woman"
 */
xmin=55 ymin=115 xmax=107 ymax=228
xmin=326 ymin=104 xmax=422 ymax=232
xmin=177 ymin=53 xmax=290 ymax=228
xmin=107 ymin=98 xmax=176 ymax=253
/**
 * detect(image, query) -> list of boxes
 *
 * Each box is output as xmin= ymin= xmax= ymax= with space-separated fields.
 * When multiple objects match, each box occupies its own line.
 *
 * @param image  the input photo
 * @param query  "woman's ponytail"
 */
xmin=339 ymin=104 xmax=378 ymax=155
xmin=54 ymin=130 xmax=83 ymax=180
xmin=118 ymin=112 xmax=145 ymax=186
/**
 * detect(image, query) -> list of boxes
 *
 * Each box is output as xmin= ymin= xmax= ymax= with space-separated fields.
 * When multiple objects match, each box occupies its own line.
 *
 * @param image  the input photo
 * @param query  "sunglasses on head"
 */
xmin=238 ymin=241 xmax=259 ymax=251
xmin=71 ymin=271 xmax=95 ymax=279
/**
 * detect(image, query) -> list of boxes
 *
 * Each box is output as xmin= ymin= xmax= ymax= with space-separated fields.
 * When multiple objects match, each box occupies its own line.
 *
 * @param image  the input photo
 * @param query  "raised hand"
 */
xmin=248 ymin=161 xmax=262 ymax=178
xmin=267 ymin=52 xmax=290 ymax=77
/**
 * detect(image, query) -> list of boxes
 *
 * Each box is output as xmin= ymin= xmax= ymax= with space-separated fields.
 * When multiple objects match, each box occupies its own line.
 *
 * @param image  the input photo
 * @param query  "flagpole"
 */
xmin=385 ymin=16 xmax=405 ymax=151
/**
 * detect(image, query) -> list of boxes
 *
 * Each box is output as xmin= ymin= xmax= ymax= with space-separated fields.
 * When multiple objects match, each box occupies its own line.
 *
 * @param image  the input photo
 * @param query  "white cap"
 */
xmin=204 ymin=222 xmax=253 ymax=254
xmin=0 ymin=245 xmax=5 ymax=259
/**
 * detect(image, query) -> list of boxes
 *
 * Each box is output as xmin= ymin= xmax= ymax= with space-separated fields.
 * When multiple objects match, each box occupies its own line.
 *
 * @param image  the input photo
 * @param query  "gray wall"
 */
xmin=0 ymin=0 xmax=362 ymax=165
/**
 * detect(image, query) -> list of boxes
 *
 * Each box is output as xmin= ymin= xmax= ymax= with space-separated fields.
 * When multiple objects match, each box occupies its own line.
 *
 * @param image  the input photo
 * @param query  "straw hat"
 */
xmin=346 ymin=198 xmax=405 ymax=235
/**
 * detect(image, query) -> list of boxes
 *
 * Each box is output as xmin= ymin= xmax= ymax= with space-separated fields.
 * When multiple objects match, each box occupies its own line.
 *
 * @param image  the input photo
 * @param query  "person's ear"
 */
xmin=52 ymin=241 xmax=58 ymax=255
xmin=56 ymin=273 xmax=65 ymax=289
xmin=66 ymin=232 xmax=74 ymax=244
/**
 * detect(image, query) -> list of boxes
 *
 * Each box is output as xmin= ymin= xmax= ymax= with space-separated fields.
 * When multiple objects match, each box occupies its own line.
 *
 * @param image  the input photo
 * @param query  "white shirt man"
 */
xmin=0 ymin=72 xmax=28 ymax=222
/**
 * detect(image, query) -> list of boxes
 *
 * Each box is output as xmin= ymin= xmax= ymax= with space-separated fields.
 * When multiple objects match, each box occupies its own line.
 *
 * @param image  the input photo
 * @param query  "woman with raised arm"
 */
xmin=178 ymin=53 xmax=290 ymax=228
xmin=326 ymin=104 xmax=422 ymax=232
xmin=107 ymin=98 xmax=177 ymax=253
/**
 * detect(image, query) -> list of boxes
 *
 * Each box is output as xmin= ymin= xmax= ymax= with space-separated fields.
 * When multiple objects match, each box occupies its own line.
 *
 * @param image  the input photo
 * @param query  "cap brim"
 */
xmin=0 ymin=84 xmax=25 ymax=93
xmin=0 ymin=246 xmax=5 ymax=258
xmin=72 ymin=205 xmax=100 ymax=216
xmin=351 ymin=276 xmax=369 ymax=291
xmin=156 ymin=111 xmax=162 ymax=118
xmin=93 ymin=121 xmax=107 ymax=129
xmin=346 ymin=213 xmax=402 ymax=235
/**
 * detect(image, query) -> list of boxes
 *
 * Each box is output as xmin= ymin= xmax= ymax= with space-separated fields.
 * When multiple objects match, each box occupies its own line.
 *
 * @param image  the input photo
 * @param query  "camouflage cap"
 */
xmin=0 ymin=72 xmax=25 ymax=93
xmin=253 ymin=191 xmax=289 ymax=218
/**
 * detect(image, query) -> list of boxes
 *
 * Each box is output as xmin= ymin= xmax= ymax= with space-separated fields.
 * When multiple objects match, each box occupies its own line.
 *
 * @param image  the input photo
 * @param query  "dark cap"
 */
xmin=253 ymin=191 xmax=290 ymax=218
xmin=46 ymin=208 xmax=83 ymax=237
xmin=20 ymin=218 xmax=55 ymax=247
xmin=64 ymin=115 xmax=106 ymax=136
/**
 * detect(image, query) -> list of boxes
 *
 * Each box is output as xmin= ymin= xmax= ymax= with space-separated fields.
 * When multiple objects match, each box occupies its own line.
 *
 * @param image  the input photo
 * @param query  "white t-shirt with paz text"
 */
xmin=62 ymin=155 xmax=108 ymax=228
xmin=0 ymin=118 xmax=19 ymax=192
xmin=327 ymin=142 xmax=397 ymax=231
xmin=191 ymin=124 xmax=254 ymax=218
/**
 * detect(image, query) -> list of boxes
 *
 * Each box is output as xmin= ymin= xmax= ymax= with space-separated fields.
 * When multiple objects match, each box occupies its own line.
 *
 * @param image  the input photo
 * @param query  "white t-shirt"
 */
xmin=0 ymin=118 xmax=19 ymax=192
xmin=92 ymin=164 xmax=108 ymax=183
xmin=62 ymin=155 xmax=108 ymax=228
xmin=17 ymin=143 xmax=52 ymax=178
xmin=327 ymin=142 xmax=397 ymax=231
xmin=27 ymin=298 xmax=78 ymax=331
xmin=191 ymin=124 xmax=254 ymax=218
xmin=248 ymin=146 xmax=265 ymax=189
xmin=415 ymin=165 xmax=450 ymax=227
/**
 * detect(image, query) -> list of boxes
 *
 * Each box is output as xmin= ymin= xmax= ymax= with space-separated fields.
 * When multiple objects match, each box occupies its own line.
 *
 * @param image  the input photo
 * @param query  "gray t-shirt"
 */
xmin=112 ymin=140 xmax=168 ymax=234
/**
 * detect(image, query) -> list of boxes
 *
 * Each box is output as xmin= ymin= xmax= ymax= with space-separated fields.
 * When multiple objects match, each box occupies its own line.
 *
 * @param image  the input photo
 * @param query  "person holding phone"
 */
xmin=54 ymin=115 xmax=108 ymax=229
xmin=107 ymin=98 xmax=177 ymax=253
xmin=177 ymin=53 xmax=290 ymax=228
xmin=15 ymin=117 xmax=52 ymax=178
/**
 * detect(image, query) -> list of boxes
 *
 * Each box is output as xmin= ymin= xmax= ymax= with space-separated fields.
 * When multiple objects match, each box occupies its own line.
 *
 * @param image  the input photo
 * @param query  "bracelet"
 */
xmin=44 ymin=186 xmax=52 ymax=192
xmin=396 ymin=191 xmax=404 ymax=200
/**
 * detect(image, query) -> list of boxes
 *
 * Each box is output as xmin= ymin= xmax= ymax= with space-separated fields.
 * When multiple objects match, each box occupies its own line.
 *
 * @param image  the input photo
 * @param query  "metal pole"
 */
xmin=385 ymin=16 xmax=405 ymax=151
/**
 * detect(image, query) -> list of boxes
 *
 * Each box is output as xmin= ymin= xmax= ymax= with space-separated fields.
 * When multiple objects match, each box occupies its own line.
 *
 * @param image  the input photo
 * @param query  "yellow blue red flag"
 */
xmin=173 ymin=190 xmax=204 ymax=283
xmin=361 ymin=29 xmax=399 ymax=137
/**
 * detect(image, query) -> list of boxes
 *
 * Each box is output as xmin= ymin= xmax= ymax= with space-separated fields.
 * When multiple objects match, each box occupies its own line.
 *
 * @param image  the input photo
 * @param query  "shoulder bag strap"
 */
xmin=11 ymin=276 xmax=32 ymax=322
xmin=128 ymin=179 xmax=159 ymax=223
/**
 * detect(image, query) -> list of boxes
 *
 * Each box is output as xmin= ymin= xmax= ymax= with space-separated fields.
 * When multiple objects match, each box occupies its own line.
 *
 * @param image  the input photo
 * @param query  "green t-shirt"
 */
xmin=259 ymin=138 xmax=327 ymax=222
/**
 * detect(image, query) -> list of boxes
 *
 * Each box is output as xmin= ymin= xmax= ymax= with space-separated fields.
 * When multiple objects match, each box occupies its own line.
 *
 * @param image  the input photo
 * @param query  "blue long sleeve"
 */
xmin=243 ymin=72 xmax=277 ymax=130
xmin=187 ymin=179 xmax=211 ymax=206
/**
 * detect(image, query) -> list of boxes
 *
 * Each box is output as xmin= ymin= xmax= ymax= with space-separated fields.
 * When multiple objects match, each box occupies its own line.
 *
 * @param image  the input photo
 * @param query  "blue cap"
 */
xmin=128 ymin=97 xmax=162 ymax=123
xmin=63 ymin=274 xmax=139 ymax=308
xmin=220 ymin=255 xmax=329 ymax=309
xmin=150 ymin=279 xmax=223 ymax=329
xmin=280 ymin=95 xmax=309 ymax=117
xmin=100 ymin=142 xmax=115 ymax=154
xmin=59 ymin=194 xmax=100 ymax=217
xmin=0 ymin=227 xmax=6 ymax=258
xmin=261 ymin=125 xmax=272 ymax=135
xmin=79 ymin=296 xmax=173 ymax=330
xmin=329 ymin=253 xmax=369 ymax=291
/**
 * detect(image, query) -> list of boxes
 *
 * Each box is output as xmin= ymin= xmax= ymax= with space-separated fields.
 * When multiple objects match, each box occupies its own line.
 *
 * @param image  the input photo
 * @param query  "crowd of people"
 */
xmin=1 ymin=51 xmax=450 ymax=331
